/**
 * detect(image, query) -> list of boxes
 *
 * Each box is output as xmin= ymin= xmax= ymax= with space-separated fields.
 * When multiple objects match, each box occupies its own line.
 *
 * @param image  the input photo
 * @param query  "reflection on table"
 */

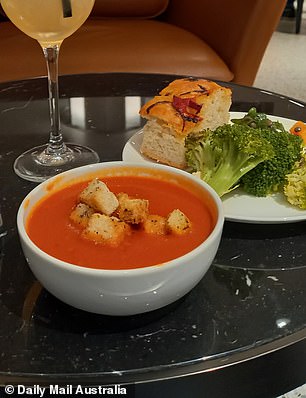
xmin=0 ymin=73 xmax=305 ymax=398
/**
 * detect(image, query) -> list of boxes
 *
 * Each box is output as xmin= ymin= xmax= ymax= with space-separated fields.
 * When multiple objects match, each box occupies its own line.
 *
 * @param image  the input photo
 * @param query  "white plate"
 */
xmin=122 ymin=112 xmax=306 ymax=223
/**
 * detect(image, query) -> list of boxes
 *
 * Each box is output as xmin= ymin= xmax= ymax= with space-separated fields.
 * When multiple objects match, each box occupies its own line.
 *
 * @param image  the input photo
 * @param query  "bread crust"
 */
xmin=140 ymin=78 xmax=232 ymax=137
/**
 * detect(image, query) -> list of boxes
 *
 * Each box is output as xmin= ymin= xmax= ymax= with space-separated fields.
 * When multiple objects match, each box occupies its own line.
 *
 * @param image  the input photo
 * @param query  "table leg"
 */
xmin=296 ymin=0 xmax=304 ymax=33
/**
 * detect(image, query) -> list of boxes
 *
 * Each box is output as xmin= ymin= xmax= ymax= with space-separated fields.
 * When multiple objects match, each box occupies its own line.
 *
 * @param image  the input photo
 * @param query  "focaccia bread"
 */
xmin=139 ymin=78 xmax=232 ymax=168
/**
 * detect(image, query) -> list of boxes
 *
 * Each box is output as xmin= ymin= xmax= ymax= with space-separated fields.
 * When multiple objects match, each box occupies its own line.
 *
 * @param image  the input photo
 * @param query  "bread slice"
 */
xmin=141 ymin=119 xmax=186 ymax=169
xmin=166 ymin=209 xmax=191 ymax=235
xmin=139 ymin=78 xmax=232 ymax=168
xmin=117 ymin=193 xmax=149 ymax=224
xmin=79 ymin=179 xmax=119 ymax=216
xmin=70 ymin=203 xmax=95 ymax=228
xmin=143 ymin=215 xmax=167 ymax=235
xmin=82 ymin=214 xmax=130 ymax=246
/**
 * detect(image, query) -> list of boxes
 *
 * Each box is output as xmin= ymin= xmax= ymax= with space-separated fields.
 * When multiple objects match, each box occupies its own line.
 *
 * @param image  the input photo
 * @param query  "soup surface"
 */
xmin=26 ymin=175 xmax=215 ymax=269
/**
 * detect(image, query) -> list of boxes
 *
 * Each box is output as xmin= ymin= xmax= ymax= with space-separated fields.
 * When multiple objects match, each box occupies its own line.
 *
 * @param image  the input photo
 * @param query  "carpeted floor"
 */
xmin=254 ymin=9 xmax=306 ymax=104
xmin=279 ymin=384 xmax=306 ymax=398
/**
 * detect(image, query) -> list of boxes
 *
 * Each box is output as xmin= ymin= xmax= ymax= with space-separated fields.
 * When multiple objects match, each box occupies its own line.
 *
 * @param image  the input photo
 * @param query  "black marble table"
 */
xmin=0 ymin=73 xmax=306 ymax=398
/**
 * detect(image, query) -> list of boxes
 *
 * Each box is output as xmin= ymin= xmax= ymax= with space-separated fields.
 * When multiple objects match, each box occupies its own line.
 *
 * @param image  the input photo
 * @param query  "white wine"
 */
xmin=1 ymin=0 xmax=95 ymax=46
xmin=3 ymin=0 xmax=99 ymax=182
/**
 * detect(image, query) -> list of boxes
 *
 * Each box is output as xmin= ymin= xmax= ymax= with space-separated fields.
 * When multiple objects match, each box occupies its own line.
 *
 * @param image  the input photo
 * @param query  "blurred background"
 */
xmin=254 ymin=1 xmax=306 ymax=103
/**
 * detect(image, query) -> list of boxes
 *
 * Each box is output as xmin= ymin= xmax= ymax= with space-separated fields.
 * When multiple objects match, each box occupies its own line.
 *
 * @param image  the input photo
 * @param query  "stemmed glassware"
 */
xmin=1 ymin=0 xmax=99 ymax=182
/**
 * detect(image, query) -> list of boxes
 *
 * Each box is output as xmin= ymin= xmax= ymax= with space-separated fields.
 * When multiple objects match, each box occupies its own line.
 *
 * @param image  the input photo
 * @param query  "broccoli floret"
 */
xmin=284 ymin=151 xmax=306 ymax=209
xmin=185 ymin=124 xmax=275 ymax=197
xmin=240 ymin=128 xmax=302 ymax=196
xmin=231 ymin=107 xmax=303 ymax=196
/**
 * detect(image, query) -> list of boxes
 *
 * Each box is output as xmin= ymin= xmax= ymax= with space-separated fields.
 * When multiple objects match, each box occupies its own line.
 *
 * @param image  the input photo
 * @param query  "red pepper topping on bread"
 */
xmin=139 ymin=78 xmax=232 ymax=169
xmin=172 ymin=96 xmax=203 ymax=123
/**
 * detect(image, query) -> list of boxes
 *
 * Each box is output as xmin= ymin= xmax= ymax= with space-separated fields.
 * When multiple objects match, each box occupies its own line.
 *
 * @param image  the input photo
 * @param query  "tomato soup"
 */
xmin=26 ymin=175 xmax=215 ymax=270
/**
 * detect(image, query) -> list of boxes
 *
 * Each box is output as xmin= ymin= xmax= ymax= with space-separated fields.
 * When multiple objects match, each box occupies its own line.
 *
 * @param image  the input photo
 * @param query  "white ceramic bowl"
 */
xmin=17 ymin=161 xmax=224 ymax=316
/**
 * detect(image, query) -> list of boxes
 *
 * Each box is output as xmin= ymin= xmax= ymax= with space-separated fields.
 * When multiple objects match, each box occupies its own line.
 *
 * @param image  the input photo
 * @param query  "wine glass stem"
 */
xmin=42 ymin=44 xmax=65 ymax=155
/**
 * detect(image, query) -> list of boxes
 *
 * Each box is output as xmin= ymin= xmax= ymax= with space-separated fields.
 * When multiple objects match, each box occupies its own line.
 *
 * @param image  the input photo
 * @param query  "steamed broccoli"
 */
xmin=238 ymin=123 xmax=303 ymax=197
xmin=284 ymin=151 xmax=306 ymax=209
xmin=185 ymin=124 xmax=275 ymax=197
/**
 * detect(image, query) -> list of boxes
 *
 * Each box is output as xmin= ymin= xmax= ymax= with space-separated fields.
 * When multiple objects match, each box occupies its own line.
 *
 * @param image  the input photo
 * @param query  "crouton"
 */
xmin=70 ymin=203 xmax=95 ymax=228
xmin=117 ymin=193 xmax=149 ymax=224
xmin=166 ymin=209 xmax=191 ymax=234
xmin=82 ymin=213 xmax=130 ymax=246
xmin=143 ymin=215 xmax=167 ymax=235
xmin=79 ymin=179 xmax=119 ymax=216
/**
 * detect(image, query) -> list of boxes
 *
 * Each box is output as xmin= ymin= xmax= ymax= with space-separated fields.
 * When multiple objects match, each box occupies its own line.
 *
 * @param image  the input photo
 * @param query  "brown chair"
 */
xmin=0 ymin=0 xmax=286 ymax=85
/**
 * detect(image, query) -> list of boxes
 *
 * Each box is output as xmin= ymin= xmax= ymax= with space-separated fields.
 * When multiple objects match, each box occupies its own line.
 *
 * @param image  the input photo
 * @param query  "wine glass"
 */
xmin=1 ymin=0 xmax=99 ymax=182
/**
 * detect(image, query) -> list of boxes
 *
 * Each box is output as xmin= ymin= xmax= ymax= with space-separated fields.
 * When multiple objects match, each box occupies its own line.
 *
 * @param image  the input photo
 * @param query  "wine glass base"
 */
xmin=14 ymin=143 xmax=100 ymax=183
